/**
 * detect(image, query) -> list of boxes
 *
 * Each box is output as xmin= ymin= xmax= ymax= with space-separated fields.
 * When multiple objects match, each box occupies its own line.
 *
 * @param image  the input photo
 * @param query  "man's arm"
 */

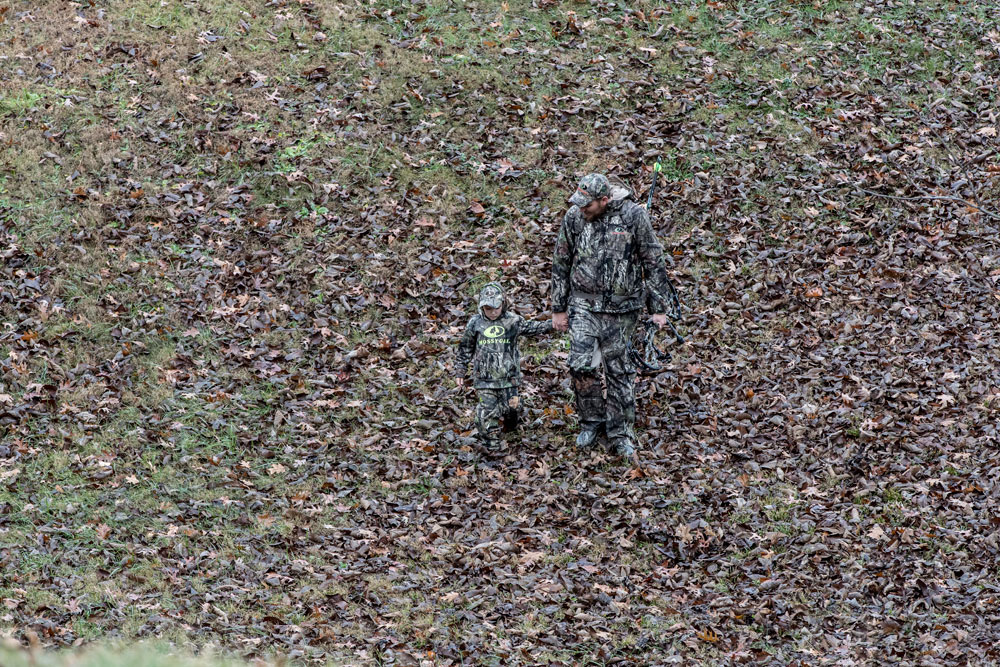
xmin=631 ymin=204 xmax=672 ymax=320
xmin=550 ymin=211 xmax=576 ymax=317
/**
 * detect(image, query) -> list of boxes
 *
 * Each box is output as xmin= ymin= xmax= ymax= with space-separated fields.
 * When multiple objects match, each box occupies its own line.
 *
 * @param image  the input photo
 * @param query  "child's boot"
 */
xmin=502 ymin=409 xmax=520 ymax=433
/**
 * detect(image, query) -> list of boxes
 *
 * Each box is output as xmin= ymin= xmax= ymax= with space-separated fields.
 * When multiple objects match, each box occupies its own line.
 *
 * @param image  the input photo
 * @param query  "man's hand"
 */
xmin=455 ymin=377 xmax=465 ymax=388
xmin=553 ymin=312 xmax=569 ymax=332
xmin=652 ymin=313 xmax=667 ymax=330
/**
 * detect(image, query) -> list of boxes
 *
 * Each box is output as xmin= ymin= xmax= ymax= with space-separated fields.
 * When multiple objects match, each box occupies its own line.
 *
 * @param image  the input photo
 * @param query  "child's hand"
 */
xmin=455 ymin=377 xmax=465 ymax=388
xmin=508 ymin=395 xmax=519 ymax=409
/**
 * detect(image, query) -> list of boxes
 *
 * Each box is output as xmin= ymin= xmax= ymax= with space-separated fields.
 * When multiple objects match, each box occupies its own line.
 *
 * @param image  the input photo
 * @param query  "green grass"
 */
xmin=0 ymin=90 xmax=42 ymax=117
xmin=0 ymin=644 xmax=276 ymax=667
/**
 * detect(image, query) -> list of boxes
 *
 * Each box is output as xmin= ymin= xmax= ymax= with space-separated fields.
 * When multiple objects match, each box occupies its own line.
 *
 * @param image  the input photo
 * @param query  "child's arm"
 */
xmin=517 ymin=316 xmax=555 ymax=338
xmin=455 ymin=318 xmax=478 ymax=382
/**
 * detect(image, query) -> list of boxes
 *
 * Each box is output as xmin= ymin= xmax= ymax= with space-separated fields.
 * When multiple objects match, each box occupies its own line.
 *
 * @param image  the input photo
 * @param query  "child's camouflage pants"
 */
xmin=475 ymin=387 xmax=520 ymax=446
xmin=568 ymin=308 xmax=638 ymax=444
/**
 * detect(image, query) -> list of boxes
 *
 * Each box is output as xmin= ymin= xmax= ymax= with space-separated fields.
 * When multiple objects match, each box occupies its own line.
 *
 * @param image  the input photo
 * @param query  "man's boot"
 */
xmin=576 ymin=422 xmax=604 ymax=448
xmin=478 ymin=436 xmax=504 ymax=453
xmin=613 ymin=438 xmax=638 ymax=463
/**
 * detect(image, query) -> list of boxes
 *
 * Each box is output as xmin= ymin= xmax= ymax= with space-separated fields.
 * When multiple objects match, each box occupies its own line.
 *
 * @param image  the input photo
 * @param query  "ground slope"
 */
xmin=2 ymin=0 xmax=1000 ymax=663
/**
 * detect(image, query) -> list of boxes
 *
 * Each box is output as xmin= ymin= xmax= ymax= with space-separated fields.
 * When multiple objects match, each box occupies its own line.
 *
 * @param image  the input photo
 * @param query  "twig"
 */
xmin=852 ymin=187 xmax=1000 ymax=221
xmin=922 ymin=119 xmax=992 ymax=218
xmin=825 ymin=177 xmax=1000 ymax=221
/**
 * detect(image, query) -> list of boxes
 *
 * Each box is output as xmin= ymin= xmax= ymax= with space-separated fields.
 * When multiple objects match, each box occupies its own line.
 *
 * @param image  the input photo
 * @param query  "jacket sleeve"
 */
xmin=551 ymin=210 xmax=575 ymax=313
xmin=455 ymin=318 xmax=478 ymax=378
xmin=517 ymin=317 xmax=554 ymax=338
xmin=631 ymin=204 xmax=671 ymax=315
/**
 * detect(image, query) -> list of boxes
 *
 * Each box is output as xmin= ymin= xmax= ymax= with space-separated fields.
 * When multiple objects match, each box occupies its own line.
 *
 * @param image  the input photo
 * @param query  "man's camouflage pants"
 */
xmin=474 ymin=387 xmax=519 ymax=445
xmin=568 ymin=308 xmax=638 ymax=444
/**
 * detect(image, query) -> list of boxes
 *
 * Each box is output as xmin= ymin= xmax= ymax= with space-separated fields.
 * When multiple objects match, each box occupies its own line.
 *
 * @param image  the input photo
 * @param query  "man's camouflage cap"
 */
xmin=568 ymin=173 xmax=611 ymax=208
xmin=479 ymin=282 xmax=504 ymax=309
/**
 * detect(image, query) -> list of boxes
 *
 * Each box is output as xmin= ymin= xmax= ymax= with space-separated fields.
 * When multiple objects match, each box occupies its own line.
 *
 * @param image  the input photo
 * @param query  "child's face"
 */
xmin=482 ymin=305 xmax=502 ymax=320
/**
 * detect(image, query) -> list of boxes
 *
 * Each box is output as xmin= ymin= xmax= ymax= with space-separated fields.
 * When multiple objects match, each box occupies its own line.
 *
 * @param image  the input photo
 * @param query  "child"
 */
xmin=455 ymin=282 xmax=553 ymax=450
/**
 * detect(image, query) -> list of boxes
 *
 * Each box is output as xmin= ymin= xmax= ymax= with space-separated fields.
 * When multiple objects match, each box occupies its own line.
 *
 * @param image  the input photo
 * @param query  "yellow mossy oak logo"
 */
xmin=484 ymin=325 xmax=506 ymax=338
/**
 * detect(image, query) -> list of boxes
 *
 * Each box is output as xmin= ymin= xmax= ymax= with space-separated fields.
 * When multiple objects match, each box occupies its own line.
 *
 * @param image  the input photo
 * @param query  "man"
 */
xmin=551 ymin=173 xmax=671 ymax=459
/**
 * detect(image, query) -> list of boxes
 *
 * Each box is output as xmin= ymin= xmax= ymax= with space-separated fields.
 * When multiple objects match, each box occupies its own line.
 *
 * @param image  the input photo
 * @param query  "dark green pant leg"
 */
xmin=475 ymin=387 xmax=518 ymax=444
xmin=568 ymin=308 xmax=606 ymax=427
xmin=603 ymin=312 xmax=638 ymax=442
xmin=501 ymin=387 xmax=520 ymax=432
xmin=475 ymin=389 xmax=504 ymax=443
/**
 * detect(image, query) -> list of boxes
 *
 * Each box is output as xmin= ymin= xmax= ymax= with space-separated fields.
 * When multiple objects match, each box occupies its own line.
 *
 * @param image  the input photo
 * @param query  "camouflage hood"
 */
xmin=607 ymin=182 xmax=636 ymax=211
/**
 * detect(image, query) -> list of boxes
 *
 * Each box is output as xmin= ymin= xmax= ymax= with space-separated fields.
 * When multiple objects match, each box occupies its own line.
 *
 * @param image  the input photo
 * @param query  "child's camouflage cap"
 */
xmin=478 ymin=282 xmax=504 ymax=309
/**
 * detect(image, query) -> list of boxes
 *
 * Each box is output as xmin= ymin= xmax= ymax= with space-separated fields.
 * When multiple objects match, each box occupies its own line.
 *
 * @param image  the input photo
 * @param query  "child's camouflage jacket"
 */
xmin=457 ymin=287 xmax=553 ymax=389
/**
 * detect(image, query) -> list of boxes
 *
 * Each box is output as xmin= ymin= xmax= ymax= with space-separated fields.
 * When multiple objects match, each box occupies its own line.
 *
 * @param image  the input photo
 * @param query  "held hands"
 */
xmin=555 ymin=311 xmax=663 ymax=329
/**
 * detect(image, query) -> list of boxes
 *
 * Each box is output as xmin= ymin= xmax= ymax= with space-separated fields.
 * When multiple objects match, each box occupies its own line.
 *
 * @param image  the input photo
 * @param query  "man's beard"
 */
xmin=581 ymin=202 xmax=606 ymax=221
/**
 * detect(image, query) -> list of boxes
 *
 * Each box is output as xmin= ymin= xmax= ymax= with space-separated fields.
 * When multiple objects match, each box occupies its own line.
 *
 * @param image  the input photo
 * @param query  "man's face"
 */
xmin=580 ymin=196 xmax=609 ymax=221
xmin=482 ymin=305 xmax=502 ymax=320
